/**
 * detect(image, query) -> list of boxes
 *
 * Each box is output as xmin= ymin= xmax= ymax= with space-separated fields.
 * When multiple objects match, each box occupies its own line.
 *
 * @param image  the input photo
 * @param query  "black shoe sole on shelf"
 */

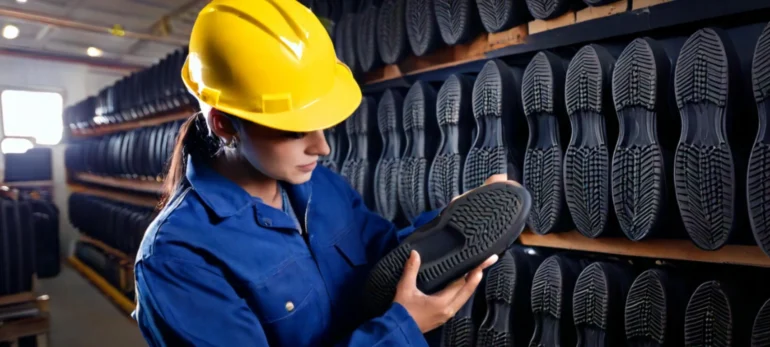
xmin=375 ymin=90 xmax=405 ymax=221
xmin=405 ymin=0 xmax=442 ymax=56
xmin=563 ymin=44 xmax=617 ymax=239
xmin=477 ymin=0 xmax=531 ymax=33
xmin=749 ymin=22 xmax=770 ymax=258
xmin=611 ymin=37 xmax=671 ymax=241
xmin=341 ymin=98 xmax=374 ymax=203
xmin=752 ymin=298 xmax=770 ymax=346
xmin=477 ymin=250 xmax=516 ymax=346
xmin=320 ymin=127 xmax=340 ymax=173
xmin=673 ymin=28 xmax=738 ymax=251
xmin=529 ymin=254 xmax=584 ymax=347
xmin=572 ymin=262 xmax=632 ymax=347
xmin=434 ymin=0 xmax=481 ymax=45
xmin=357 ymin=4 xmax=382 ymax=72
xmin=522 ymin=51 xmax=571 ymax=235
xmin=363 ymin=181 xmax=532 ymax=318
xmin=399 ymin=81 xmax=437 ymax=222
xmin=684 ymin=281 xmax=733 ymax=347
xmin=625 ymin=269 xmax=685 ymax=347
xmin=525 ymin=0 xmax=579 ymax=20
xmin=463 ymin=60 xmax=515 ymax=193
xmin=441 ymin=291 xmax=477 ymax=347
xmin=378 ymin=0 xmax=410 ymax=65
xmin=429 ymin=74 xmax=474 ymax=210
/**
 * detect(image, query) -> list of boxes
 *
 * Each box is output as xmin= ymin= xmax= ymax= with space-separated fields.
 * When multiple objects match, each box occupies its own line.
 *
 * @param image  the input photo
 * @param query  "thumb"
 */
xmin=484 ymin=173 xmax=508 ymax=185
xmin=397 ymin=250 xmax=421 ymax=290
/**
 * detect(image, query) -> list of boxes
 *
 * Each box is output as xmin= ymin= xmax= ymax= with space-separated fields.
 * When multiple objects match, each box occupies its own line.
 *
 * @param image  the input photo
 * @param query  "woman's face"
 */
xmin=237 ymin=121 xmax=330 ymax=184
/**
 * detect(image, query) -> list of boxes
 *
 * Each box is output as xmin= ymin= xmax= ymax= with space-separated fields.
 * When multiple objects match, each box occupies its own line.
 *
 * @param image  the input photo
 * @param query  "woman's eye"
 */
xmin=282 ymin=131 xmax=307 ymax=139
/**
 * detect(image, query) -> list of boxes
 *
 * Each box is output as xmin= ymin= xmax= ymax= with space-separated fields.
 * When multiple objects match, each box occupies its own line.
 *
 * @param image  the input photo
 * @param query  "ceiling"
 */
xmin=0 ymin=0 xmax=207 ymax=69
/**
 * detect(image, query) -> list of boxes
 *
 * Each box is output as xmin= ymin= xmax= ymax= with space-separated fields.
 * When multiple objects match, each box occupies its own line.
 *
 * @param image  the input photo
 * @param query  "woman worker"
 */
xmin=133 ymin=0 xmax=505 ymax=345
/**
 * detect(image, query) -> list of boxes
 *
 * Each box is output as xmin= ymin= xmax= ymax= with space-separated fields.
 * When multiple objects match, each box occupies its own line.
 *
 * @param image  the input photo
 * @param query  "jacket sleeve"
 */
xmin=133 ymin=256 xmax=270 ymax=347
xmin=135 ymin=256 xmax=428 ymax=347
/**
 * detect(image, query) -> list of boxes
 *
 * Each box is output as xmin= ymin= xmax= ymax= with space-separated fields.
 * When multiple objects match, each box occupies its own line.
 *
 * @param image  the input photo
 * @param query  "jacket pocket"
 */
xmin=334 ymin=229 xmax=368 ymax=267
xmin=250 ymin=259 xmax=317 ymax=324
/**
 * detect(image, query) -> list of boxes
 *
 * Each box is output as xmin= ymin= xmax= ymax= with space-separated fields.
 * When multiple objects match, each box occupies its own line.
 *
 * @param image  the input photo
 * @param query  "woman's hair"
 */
xmin=161 ymin=112 xmax=223 ymax=208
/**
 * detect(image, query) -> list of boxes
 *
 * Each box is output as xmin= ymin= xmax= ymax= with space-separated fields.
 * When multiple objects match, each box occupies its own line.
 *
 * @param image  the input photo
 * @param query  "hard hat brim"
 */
xmin=214 ymin=62 xmax=362 ymax=133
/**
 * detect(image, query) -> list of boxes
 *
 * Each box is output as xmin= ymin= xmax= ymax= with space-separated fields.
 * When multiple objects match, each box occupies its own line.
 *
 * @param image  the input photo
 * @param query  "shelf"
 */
xmin=72 ymin=172 xmax=163 ymax=194
xmin=70 ymin=107 xmax=193 ymax=138
xmin=67 ymin=257 xmax=135 ymax=316
xmin=68 ymin=183 xmax=159 ymax=208
xmin=79 ymin=235 xmax=133 ymax=265
xmin=518 ymin=230 xmax=770 ymax=268
xmin=0 ymin=181 xmax=53 ymax=188
xmin=362 ymin=0 xmax=770 ymax=92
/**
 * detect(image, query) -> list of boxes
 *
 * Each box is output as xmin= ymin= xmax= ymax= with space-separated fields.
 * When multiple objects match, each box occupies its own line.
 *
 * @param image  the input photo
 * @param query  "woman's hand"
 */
xmin=393 ymin=251 xmax=498 ymax=333
xmin=451 ymin=173 xmax=514 ymax=203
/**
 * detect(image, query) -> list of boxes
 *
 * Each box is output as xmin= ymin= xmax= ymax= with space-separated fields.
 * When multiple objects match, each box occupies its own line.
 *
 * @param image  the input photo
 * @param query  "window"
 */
xmin=1 ymin=89 xmax=64 ymax=153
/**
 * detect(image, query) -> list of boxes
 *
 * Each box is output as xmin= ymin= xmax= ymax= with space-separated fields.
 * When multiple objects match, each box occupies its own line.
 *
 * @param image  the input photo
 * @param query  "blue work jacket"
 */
xmin=133 ymin=155 xmax=441 ymax=346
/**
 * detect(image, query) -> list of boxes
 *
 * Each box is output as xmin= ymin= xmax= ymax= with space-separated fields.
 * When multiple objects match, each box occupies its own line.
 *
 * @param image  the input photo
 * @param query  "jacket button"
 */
xmin=285 ymin=301 xmax=294 ymax=312
xmin=263 ymin=218 xmax=272 ymax=226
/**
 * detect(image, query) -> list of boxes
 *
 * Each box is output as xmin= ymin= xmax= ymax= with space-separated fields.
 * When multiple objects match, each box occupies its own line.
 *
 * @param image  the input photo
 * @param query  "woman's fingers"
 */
xmin=483 ymin=174 xmax=508 ymax=185
xmin=397 ymin=251 xmax=421 ymax=290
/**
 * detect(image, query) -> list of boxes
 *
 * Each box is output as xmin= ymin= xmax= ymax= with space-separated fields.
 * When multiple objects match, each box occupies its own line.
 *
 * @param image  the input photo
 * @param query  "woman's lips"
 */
xmin=298 ymin=161 xmax=317 ymax=172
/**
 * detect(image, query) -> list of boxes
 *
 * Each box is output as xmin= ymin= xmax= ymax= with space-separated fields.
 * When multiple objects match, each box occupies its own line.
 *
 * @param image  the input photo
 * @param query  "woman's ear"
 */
xmin=207 ymin=109 xmax=237 ymax=139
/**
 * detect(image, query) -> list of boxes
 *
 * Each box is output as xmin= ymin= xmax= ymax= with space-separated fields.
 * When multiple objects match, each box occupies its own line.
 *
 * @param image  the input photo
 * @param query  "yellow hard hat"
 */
xmin=181 ymin=0 xmax=362 ymax=132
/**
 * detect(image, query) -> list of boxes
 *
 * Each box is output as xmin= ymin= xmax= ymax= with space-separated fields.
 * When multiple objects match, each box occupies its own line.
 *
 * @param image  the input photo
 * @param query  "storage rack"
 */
xmin=62 ymin=0 xmax=770 ymax=315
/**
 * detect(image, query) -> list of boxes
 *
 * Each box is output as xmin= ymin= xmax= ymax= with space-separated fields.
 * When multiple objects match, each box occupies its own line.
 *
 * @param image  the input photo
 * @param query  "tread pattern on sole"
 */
xmin=477 ymin=0 xmax=530 ymax=33
xmin=463 ymin=60 xmax=513 ymax=192
xmin=356 ymin=4 xmax=382 ymax=72
xmin=625 ymin=269 xmax=667 ymax=345
xmin=684 ymin=281 xmax=733 ymax=347
xmin=611 ymin=38 xmax=666 ymax=241
xmin=522 ymin=52 xmax=567 ymax=235
xmin=430 ymin=75 xmax=469 ymax=209
xmin=375 ymin=90 xmax=404 ymax=221
xmin=341 ymin=99 xmax=372 ymax=200
xmin=364 ymin=183 xmax=528 ymax=318
xmin=378 ymin=0 xmax=409 ymax=65
xmin=749 ymin=22 xmax=770 ymax=258
xmin=673 ymin=28 xmax=736 ymax=251
xmin=572 ymin=263 xmax=609 ymax=330
xmin=531 ymin=256 xmax=564 ymax=319
xmin=564 ymin=45 xmax=613 ymax=238
xmin=525 ymin=0 xmax=569 ymax=20
xmin=752 ymin=299 xmax=770 ymax=346
xmin=442 ymin=316 xmax=475 ymax=347
xmin=477 ymin=251 xmax=516 ymax=347
xmin=434 ymin=0 xmax=478 ymax=45
xmin=406 ymin=0 xmax=441 ymax=56
xmin=399 ymin=82 xmax=435 ymax=221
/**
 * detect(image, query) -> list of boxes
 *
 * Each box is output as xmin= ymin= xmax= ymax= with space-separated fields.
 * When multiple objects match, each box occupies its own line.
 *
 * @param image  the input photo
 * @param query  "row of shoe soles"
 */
xmin=64 ymin=47 xmax=192 ymax=129
xmin=69 ymin=193 xmax=154 ymax=256
xmin=65 ymin=120 xmax=183 ymax=179
xmin=333 ymin=0 xmax=600 ymax=72
xmin=441 ymin=246 xmax=770 ymax=346
xmin=327 ymin=24 xmax=770 ymax=255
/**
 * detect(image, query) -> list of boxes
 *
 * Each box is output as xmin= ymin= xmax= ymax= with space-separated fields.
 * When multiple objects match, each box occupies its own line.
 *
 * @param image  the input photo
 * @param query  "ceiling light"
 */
xmin=86 ymin=46 xmax=103 ymax=57
xmin=16 ymin=0 xmax=27 ymax=3
xmin=3 ymin=25 xmax=19 ymax=40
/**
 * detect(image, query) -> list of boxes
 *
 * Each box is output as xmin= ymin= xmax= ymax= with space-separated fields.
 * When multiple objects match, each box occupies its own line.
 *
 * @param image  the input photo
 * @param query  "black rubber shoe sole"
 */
xmin=341 ymin=97 xmax=374 ymax=203
xmin=463 ymin=60 xmax=519 ymax=193
xmin=611 ymin=37 xmax=671 ymax=241
xmin=673 ymin=28 xmax=738 ymax=251
xmin=749 ymin=22 xmax=770 ymax=258
xmin=441 ymin=291 xmax=478 ymax=347
xmin=564 ymin=44 xmax=617 ymax=238
xmin=752 ymin=298 xmax=770 ymax=346
xmin=529 ymin=254 xmax=585 ymax=347
xmin=684 ymin=281 xmax=733 ymax=347
xmin=399 ymin=81 xmax=437 ymax=222
xmin=377 ymin=0 xmax=409 ymax=65
xmin=320 ymin=127 xmax=340 ymax=173
xmin=624 ymin=269 xmax=689 ymax=347
xmin=429 ymin=74 xmax=474 ymax=210
xmin=477 ymin=250 xmax=516 ymax=346
xmin=522 ymin=51 xmax=572 ymax=235
xmin=375 ymin=90 xmax=405 ymax=221
xmin=340 ymin=13 xmax=359 ymax=73
xmin=356 ymin=3 xmax=382 ymax=72
xmin=363 ymin=181 xmax=532 ymax=318
xmin=572 ymin=262 xmax=633 ymax=347
xmin=476 ymin=0 xmax=532 ymax=33
xmin=406 ymin=0 xmax=442 ymax=56
xmin=434 ymin=0 xmax=481 ymax=45
xmin=525 ymin=0 xmax=583 ymax=20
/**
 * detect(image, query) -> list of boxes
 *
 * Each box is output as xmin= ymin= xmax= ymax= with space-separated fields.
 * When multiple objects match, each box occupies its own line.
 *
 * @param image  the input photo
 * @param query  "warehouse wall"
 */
xmin=0 ymin=55 xmax=126 ymax=256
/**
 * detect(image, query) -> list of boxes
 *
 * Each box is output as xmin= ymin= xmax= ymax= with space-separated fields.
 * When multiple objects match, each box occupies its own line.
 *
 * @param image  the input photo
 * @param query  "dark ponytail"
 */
xmin=161 ymin=112 xmax=222 ymax=208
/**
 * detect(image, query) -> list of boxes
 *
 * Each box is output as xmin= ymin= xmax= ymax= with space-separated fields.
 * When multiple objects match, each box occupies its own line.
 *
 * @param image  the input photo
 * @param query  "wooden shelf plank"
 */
xmin=576 ymin=0 xmax=629 ymax=23
xmin=518 ymin=230 xmax=770 ymax=267
xmin=79 ymin=235 xmax=132 ymax=264
xmin=0 ymin=181 xmax=53 ymax=188
xmin=633 ymin=0 xmax=671 ymax=10
xmin=0 ymin=292 xmax=37 ymax=308
xmin=67 ymin=257 xmax=135 ymax=316
xmin=70 ymin=107 xmax=193 ymax=138
xmin=72 ymin=172 xmax=163 ymax=194
xmin=68 ymin=183 xmax=159 ymax=208
xmin=529 ymin=11 xmax=577 ymax=34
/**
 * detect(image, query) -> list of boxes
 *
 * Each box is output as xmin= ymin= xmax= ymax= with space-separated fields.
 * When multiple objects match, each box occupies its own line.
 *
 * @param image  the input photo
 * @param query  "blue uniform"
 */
xmin=133 ymin=155 xmax=441 ymax=346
